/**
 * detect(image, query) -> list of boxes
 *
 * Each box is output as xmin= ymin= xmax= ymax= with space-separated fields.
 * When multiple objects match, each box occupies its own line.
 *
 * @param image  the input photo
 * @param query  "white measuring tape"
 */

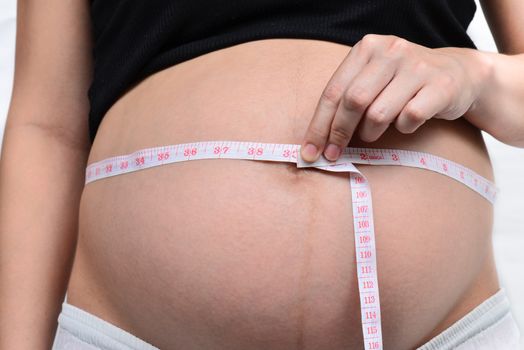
xmin=85 ymin=140 xmax=497 ymax=350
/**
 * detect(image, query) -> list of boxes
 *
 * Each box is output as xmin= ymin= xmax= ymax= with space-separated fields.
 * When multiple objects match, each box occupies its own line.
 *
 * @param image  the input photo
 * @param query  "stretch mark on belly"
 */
xmin=85 ymin=141 xmax=498 ymax=350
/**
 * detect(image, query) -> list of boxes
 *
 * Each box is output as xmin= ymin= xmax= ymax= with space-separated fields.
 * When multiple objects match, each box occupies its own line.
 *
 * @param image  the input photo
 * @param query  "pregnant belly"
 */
xmin=67 ymin=39 xmax=499 ymax=350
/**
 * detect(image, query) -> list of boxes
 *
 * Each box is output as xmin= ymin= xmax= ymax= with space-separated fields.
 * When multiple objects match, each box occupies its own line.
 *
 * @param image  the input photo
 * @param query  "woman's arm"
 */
xmin=480 ymin=0 xmax=524 ymax=54
xmin=0 ymin=0 xmax=93 ymax=348
xmin=461 ymin=0 xmax=524 ymax=147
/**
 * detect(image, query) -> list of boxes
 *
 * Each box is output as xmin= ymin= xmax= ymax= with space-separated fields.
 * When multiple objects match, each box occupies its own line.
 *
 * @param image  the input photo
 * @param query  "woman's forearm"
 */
xmin=464 ymin=50 xmax=524 ymax=147
xmin=0 ymin=123 xmax=87 ymax=348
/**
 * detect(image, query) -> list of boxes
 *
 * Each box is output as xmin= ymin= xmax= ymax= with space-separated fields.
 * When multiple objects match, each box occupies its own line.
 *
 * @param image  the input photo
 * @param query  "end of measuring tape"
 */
xmin=296 ymin=152 xmax=332 ymax=168
xmin=297 ymin=150 xmax=361 ymax=173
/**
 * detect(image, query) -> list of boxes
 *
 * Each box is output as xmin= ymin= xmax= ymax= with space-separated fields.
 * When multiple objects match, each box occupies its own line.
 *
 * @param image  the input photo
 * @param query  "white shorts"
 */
xmin=52 ymin=288 xmax=521 ymax=350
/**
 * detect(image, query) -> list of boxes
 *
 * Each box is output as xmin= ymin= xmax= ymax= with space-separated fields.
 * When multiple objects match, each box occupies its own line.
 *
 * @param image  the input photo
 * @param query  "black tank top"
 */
xmin=87 ymin=0 xmax=477 ymax=143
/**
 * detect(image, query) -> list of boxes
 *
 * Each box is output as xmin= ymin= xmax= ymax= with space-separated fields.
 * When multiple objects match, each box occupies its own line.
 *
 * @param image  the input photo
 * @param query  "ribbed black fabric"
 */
xmin=87 ymin=0 xmax=477 ymax=143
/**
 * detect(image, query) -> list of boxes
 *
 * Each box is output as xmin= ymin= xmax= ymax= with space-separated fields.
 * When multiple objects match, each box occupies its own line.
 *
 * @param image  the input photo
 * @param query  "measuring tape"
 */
xmin=85 ymin=140 xmax=498 ymax=350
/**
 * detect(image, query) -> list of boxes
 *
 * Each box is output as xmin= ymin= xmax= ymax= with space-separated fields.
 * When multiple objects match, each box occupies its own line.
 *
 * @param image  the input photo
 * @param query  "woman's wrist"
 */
xmin=463 ymin=48 xmax=496 ymax=115
xmin=460 ymin=48 xmax=496 ymax=131
xmin=455 ymin=48 xmax=524 ymax=147
xmin=435 ymin=47 xmax=493 ymax=110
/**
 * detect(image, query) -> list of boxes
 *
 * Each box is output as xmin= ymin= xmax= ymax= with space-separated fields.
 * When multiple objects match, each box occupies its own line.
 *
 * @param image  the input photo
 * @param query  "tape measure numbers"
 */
xmin=85 ymin=140 xmax=497 ymax=350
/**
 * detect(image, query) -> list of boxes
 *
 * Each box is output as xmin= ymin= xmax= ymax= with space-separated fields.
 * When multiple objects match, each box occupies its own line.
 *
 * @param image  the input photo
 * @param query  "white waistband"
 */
xmin=418 ymin=288 xmax=521 ymax=350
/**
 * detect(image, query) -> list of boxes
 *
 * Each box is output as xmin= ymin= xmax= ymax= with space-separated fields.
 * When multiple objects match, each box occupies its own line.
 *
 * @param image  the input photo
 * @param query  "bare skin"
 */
xmin=66 ymin=38 xmax=499 ymax=350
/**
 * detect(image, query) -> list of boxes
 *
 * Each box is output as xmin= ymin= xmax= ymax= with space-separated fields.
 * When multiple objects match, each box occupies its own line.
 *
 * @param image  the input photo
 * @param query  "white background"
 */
xmin=0 ymin=0 xmax=522 ymax=346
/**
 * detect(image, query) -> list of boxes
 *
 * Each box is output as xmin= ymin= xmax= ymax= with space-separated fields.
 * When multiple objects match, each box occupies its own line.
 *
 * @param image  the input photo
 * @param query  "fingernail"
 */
xmin=302 ymin=143 xmax=318 ymax=162
xmin=325 ymin=144 xmax=341 ymax=161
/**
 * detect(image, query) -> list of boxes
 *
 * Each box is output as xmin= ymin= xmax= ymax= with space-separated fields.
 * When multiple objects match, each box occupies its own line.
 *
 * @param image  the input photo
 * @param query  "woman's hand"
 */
xmin=300 ymin=34 xmax=491 ymax=162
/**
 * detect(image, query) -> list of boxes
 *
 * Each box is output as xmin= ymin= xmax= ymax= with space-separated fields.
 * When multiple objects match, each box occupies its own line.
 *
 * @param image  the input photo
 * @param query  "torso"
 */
xmin=67 ymin=38 xmax=499 ymax=350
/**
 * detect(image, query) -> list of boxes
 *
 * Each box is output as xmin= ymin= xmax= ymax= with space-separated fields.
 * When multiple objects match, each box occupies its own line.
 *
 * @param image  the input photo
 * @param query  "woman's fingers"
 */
xmin=299 ymin=35 xmax=476 ymax=164
xmin=300 ymin=43 xmax=369 ymax=162
xmin=324 ymin=59 xmax=396 ymax=160
xmin=394 ymin=85 xmax=450 ymax=133
xmin=357 ymin=71 xmax=423 ymax=142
